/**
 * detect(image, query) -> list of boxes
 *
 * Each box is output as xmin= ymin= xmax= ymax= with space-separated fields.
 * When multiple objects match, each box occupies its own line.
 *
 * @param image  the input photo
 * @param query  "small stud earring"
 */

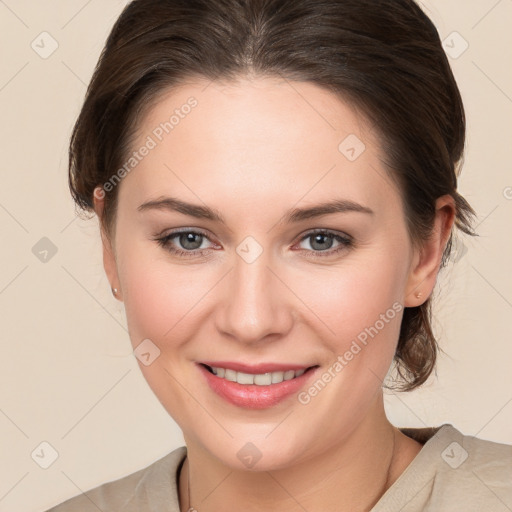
xmin=415 ymin=291 xmax=422 ymax=299
xmin=111 ymin=287 xmax=118 ymax=297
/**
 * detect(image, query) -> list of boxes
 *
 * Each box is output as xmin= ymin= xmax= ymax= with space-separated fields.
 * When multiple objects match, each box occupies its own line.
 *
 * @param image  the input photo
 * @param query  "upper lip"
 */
xmin=200 ymin=361 xmax=316 ymax=374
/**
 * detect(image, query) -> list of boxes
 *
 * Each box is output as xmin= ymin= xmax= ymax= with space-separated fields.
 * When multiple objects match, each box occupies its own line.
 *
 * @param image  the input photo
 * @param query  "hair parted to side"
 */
xmin=68 ymin=0 xmax=477 ymax=391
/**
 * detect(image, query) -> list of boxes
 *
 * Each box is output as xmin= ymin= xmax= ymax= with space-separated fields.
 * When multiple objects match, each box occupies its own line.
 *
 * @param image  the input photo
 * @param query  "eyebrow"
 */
xmin=137 ymin=196 xmax=374 ymax=223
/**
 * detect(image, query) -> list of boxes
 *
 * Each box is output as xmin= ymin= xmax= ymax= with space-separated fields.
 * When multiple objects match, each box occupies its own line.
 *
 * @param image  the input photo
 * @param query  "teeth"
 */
xmin=210 ymin=366 xmax=307 ymax=385
xmin=236 ymin=371 xmax=254 ymax=385
xmin=271 ymin=371 xmax=284 ymax=384
xmin=283 ymin=370 xmax=295 ymax=381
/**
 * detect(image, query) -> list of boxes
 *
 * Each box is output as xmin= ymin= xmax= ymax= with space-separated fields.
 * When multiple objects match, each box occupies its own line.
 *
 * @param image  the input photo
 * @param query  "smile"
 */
xmin=197 ymin=362 xmax=319 ymax=409
xmin=204 ymin=364 xmax=307 ymax=385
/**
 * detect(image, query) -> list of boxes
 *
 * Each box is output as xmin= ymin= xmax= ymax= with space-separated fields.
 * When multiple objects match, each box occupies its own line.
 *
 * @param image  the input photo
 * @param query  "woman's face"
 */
xmin=99 ymin=76 xmax=429 ymax=470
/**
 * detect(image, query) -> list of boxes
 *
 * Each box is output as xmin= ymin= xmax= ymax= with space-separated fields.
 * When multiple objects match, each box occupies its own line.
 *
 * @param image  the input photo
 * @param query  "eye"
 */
xmin=294 ymin=229 xmax=353 ymax=258
xmin=154 ymin=229 xmax=217 ymax=258
xmin=154 ymin=228 xmax=353 ymax=260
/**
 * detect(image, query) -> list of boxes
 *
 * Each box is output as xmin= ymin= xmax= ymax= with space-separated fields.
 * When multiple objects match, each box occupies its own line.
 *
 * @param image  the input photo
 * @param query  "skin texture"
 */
xmin=93 ymin=76 xmax=455 ymax=511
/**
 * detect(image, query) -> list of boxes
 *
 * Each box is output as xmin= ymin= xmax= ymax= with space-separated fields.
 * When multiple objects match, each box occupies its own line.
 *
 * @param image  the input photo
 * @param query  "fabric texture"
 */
xmin=44 ymin=424 xmax=512 ymax=512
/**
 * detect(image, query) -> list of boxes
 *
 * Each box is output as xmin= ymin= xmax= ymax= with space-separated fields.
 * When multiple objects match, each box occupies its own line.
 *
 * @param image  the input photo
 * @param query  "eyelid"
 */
xmin=295 ymin=227 xmax=352 ymax=243
xmin=292 ymin=228 xmax=353 ymax=254
xmin=156 ymin=227 xmax=219 ymax=248
xmin=156 ymin=227 xmax=351 ymax=242
xmin=154 ymin=227 xmax=353 ymax=258
xmin=157 ymin=227 xmax=216 ymax=243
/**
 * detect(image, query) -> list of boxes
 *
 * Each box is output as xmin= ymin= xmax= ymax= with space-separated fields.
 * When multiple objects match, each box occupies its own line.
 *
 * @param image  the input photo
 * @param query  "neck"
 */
xmin=179 ymin=395 xmax=420 ymax=512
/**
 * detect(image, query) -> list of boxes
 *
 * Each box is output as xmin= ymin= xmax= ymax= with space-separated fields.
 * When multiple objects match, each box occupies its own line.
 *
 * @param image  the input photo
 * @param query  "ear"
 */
xmin=93 ymin=187 xmax=123 ymax=301
xmin=404 ymin=194 xmax=456 ymax=307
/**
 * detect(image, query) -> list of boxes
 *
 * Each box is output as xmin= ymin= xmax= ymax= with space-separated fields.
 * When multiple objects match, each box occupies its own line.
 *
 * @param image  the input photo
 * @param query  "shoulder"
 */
xmin=404 ymin=423 xmax=512 ymax=462
xmin=43 ymin=446 xmax=187 ymax=512
xmin=430 ymin=424 xmax=512 ymax=481
xmin=409 ymin=424 xmax=512 ymax=509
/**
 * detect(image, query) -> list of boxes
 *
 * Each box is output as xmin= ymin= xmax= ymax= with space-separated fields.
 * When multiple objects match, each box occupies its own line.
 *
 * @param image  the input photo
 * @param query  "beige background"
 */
xmin=0 ymin=1 xmax=511 ymax=511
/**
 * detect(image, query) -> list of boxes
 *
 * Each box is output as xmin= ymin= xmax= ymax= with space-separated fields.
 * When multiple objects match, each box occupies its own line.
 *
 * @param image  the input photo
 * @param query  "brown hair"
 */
xmin=68 ymin=0 xmax=477 ymax=391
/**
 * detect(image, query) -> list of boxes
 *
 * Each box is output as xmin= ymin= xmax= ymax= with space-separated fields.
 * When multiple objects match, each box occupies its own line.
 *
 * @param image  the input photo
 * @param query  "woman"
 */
xmin=45 ymin=0 xmax=512 ymax=510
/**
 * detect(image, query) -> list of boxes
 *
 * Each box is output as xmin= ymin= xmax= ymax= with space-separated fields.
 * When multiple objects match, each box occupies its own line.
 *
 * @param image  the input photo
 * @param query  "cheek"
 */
xmin=116 ymin=237 xmax=209 ymax=349
xmin=290 ymin=252 xmax=407 ymax=377
xmin=116 ymin=250 xmax=212 ymax=426
xmin=289 ymin=262 xmax=406 ymax=425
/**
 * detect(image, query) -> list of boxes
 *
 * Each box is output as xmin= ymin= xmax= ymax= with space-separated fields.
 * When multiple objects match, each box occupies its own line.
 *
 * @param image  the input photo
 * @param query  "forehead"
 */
xmin=120 ymin=76 xmax=398 ymax=216
xmin=139 ymin=76 xmax=375 ymax=152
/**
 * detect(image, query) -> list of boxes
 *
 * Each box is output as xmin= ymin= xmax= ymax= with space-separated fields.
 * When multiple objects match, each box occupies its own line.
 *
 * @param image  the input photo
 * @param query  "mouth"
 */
xmin=200 ymin=363 xmax=316 ymax=385
xmin=197 ymin=362 xmax=320 ymax=409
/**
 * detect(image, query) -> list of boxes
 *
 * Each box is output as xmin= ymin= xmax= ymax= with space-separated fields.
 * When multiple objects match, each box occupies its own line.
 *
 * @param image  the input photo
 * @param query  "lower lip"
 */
xmin=197 ymin=363 xmax=318 ymax=409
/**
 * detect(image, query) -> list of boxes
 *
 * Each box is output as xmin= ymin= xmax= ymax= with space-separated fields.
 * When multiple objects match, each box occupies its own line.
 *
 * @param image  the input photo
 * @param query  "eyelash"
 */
xmin=154 ymin=228 xmax=354 ymax=259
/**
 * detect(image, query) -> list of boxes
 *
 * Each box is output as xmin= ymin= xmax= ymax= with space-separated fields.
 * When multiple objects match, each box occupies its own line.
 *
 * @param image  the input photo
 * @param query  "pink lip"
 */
xmin=200 ymin=361 xmax=311 ymax=373
xmin=197 ymin=363 xmax=318 ymax=409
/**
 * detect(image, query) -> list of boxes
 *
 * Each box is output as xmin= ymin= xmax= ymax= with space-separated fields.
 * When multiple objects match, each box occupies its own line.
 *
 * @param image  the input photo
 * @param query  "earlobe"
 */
xmin=93 ymin=187 xmax=123 ymax=301
xmin=404 ymin=195 xmax=456 ymax=307
xmin=100 ymin=229 xmax=123 ymax=301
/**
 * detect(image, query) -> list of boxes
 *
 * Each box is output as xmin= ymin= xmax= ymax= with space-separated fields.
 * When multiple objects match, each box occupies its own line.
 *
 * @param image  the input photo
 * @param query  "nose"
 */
xmin=214 ymin=246 xmax=295 ymax=345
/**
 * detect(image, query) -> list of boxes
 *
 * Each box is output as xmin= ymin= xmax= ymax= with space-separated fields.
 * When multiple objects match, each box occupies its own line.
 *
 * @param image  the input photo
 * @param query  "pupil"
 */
xmin=180 ymin=232 xmax=202 ymax=250
xmin=312 ymin=234 xmax=332 ymax=251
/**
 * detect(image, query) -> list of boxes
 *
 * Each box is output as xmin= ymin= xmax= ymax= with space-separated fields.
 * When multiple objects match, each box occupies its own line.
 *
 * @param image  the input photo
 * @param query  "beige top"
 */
xmin=44 ymin=424 xmax=512 ymax=511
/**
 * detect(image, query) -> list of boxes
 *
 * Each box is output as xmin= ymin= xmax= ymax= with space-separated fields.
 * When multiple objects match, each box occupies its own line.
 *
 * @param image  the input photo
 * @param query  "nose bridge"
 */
xmin=216 ymin=239 xmax=293 ymax=343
